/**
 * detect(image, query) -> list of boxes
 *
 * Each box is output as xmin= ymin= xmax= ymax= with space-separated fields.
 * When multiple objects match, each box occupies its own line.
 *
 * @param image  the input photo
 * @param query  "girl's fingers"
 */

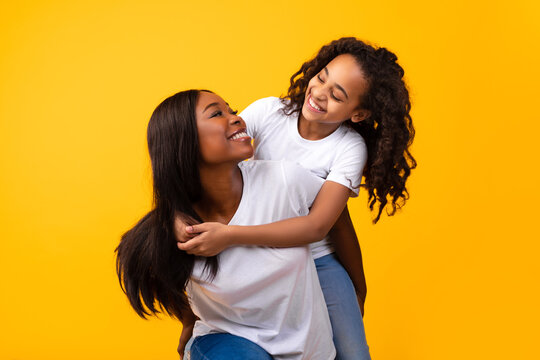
xmin=177 ymin=235 xmax=205 ymax=252
xmin=186 ymin=223 xmax=206 ymax=234
xmin=177 ymin=239 xmax=197 ymax=251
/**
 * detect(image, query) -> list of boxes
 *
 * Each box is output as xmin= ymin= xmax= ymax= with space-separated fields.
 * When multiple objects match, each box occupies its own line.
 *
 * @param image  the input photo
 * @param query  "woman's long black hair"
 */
xmin=115 ymin=90 xmax=218 ymax=320
xmin=282 ymin=37 xmax=417 ymax=223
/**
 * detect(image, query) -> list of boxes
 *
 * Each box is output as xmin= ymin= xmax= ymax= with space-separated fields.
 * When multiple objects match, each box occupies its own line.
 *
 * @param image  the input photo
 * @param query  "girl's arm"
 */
xmin=176 ymin=180 xmax=368 ymax=313
xmin=177 ymin=180 xmax=349 ymax=253
xmin=328 ymin=206 xmax=367 ymax=316
xmin=176 ymin=181 xmax=367 ymax=313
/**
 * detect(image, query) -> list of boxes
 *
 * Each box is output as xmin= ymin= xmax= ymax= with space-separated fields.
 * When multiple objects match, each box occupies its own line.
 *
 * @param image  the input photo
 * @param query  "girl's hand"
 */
xmin=176 ymin=222 xmax=233 ymax=256
xmin=174 ymin=212 xmax=199 ymax=243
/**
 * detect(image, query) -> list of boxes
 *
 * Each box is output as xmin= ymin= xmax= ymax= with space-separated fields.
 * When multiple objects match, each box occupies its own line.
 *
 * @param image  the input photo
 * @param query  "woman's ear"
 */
xmin=351 ymin=109 xmax=371 ymax=123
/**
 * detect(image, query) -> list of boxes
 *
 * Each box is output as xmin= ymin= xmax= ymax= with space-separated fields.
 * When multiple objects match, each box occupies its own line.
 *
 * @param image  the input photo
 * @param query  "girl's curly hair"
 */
xmin=282 ymin=37 xmax=417 ymax=223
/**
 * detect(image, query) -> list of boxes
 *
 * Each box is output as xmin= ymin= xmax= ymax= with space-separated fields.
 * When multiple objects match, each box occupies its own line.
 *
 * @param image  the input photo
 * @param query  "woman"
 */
xmin=116 ymin=89 xmax=335 ymax=359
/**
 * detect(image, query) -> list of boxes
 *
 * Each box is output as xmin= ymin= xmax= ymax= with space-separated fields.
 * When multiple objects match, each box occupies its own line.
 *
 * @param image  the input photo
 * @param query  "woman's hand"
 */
xmin=177 ymin=308 xmax=197 ymax=359
xmin=177 ymin=323 xmax=193 ymax=359
xmin=176 ymin=222 xmax=233 ymax=256
xmin=357 ymin=291 xmax=365 ymax=317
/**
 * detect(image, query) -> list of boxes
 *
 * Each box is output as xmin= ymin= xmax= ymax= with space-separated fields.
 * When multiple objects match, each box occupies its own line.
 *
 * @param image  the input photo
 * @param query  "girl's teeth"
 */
xmin=309 ymin=97 xmax=322 ymax=111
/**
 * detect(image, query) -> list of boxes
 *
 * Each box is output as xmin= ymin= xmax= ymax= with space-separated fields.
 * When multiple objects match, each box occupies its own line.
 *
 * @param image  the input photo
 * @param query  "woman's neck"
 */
xmin=194 ymin=162 xmax=243 ymax=224
xmin=297 ymin=113 xmax=341 ymax=140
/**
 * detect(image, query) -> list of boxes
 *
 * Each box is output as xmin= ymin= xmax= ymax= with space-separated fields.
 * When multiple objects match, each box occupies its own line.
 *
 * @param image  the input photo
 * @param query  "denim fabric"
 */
xmin=183 ymin=336 xmax=194 ymax=360
xmin=315 ymin=253 xmax=371 ymax=360
xmin=190 ymin=333 xmax=273 ymax=360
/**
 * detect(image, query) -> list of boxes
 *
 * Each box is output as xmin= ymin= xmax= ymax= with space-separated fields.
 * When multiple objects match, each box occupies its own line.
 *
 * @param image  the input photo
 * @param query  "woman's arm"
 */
xmin=328 ymin=206 xmax=367 ymax=316
xmin=177 ymin=181 xmax=349 ymax=255
xmin=177 ymin=307 xmax=197 ymax=359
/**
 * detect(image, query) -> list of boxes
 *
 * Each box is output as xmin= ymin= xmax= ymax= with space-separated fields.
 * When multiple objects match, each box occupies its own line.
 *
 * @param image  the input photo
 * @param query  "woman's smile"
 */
xmin=227 ymin=129 xmax=251 ymax=142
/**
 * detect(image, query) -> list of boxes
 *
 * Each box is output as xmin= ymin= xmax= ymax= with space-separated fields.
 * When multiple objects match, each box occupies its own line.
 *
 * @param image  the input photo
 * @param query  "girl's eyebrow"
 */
xmin=324 ymin=67 xmax=349 ymax=99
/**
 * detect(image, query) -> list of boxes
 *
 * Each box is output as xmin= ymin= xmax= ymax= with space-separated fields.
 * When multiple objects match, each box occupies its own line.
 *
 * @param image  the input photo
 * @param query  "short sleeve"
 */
xmin=325 ymin=135 xmax=367 ymax=197
xmin=280 ymin=161 xmax=324 ymax=216
xmin=239 ymin=97 xmax=277 ymax=140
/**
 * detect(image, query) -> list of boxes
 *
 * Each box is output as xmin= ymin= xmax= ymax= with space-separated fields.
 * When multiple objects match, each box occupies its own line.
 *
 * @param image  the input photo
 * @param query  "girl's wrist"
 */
xmin=226 ymin=225 xmax=239 ymax=246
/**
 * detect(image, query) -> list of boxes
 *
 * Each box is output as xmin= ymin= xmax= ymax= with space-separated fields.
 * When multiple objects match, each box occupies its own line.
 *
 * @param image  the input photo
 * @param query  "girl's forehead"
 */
xmin=325 ymin=55 xmax=368 ymax=96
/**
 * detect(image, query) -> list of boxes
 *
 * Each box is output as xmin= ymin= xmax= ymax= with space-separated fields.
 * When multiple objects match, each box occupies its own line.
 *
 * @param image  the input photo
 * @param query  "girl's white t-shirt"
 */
xmin=240 ymin=97 xmax=368 ymax=259
xmin=188 ymin=160 xmax=335 ymax=360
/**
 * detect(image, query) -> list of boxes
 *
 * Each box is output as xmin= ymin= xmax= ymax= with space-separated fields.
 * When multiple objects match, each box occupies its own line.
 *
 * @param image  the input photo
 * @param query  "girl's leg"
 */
xmin=315 ymin=253 xmax=371 ymax=360
xmin=190 ymin=333 xmax=273 ymax=360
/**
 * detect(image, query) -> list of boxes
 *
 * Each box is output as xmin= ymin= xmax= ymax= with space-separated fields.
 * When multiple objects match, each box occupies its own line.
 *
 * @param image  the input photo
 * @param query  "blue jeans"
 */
xmin=315 ymin=253 xmax=371 ymax=360
xmin=190 ymin=333 xmax=273 ymax=360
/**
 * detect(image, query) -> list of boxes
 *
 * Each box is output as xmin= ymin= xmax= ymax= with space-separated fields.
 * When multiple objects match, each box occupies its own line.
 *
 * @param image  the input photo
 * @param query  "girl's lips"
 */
xmin=306 ymin=95 xmax=326 ymax=113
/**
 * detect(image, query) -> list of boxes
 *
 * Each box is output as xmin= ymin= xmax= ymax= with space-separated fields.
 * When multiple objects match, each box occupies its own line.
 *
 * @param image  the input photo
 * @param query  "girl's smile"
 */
xmin=306 ymin=95 xmax=326 ymax=113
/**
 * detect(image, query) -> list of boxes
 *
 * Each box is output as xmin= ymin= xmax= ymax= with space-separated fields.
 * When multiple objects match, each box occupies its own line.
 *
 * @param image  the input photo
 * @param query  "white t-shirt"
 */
xmin=188 ymin=160 xmax=335 ymax=360
xmin=240 ymin=97 xmax=368 ymax=259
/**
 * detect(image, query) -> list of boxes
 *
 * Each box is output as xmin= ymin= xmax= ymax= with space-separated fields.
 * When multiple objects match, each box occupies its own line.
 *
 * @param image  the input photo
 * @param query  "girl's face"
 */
xmin=195 ymin=92 xmax=253 ymax=165
xmin=301 ymin=54 xmax=371 ymax=125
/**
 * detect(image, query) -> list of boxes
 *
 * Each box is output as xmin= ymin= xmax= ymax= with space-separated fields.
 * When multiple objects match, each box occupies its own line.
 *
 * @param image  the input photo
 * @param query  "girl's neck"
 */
xmin=297 ymin=113 xmax=342 ymax=140
xmin=194 ymin=162 xmax=243 ymax=224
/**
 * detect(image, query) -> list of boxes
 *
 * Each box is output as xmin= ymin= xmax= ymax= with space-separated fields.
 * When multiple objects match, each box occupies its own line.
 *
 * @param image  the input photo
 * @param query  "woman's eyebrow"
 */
xmin=324 ymin=67 xmax=349 ymax=99
xmin=203 ymin=102 xmax=219 ymax=113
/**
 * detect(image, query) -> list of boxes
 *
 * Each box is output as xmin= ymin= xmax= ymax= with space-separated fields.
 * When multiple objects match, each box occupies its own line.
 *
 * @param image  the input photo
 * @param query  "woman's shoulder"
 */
xmin=240 ymin=159 xmax=308 ymax=175
xmin=240 ymin=160 xmax=322 ymax=189
xmin=239 ymin=159 xmax=287 ymax=177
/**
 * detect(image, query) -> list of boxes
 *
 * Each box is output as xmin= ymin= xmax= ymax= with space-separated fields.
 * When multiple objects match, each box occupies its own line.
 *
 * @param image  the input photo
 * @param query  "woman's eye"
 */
xmin=317 ymin=75 xmax=324 ymax=83
xmin=230 ymin=109 xmax=238 ymax=115
xmin=210 ymin=110 xmax=223 ymax=118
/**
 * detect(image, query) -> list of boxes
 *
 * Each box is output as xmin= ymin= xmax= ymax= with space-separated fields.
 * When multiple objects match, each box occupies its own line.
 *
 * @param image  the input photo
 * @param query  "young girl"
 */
xmin=178 ymin=37 xmax=416 ymax=359
xmin=116 ymin=90 xmax=336 ymax=359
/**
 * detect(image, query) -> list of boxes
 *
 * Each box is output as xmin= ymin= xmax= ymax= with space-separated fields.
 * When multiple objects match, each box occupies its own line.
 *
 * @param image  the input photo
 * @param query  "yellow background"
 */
xmin=1 ymin=0 xmax=539 ymax=359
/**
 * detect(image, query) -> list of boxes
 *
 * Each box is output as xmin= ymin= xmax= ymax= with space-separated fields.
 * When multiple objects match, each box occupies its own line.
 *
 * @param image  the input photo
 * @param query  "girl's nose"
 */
xmin=311 ymin=85 xmax=327 ymax=101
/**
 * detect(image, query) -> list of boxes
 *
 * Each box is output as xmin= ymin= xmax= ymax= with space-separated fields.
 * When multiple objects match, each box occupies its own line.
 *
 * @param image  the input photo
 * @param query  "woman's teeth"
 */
xmin=309 ymin=97 xmax=324 ymax=112
xmin=230 ymin=131 xmax=248 ymax=140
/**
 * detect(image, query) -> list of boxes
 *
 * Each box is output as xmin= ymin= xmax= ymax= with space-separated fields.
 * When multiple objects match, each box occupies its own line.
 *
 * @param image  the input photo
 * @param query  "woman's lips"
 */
xmin=228 ymin=130 xmax=251 ymax=142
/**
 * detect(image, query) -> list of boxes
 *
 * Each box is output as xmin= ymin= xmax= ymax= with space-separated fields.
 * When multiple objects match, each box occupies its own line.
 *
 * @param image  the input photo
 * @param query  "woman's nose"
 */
xmin=229 ymin=114 xmax=244 ymax=127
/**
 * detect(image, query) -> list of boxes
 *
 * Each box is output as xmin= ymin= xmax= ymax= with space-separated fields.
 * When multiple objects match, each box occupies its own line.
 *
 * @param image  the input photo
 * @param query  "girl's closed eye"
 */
xmin=230 ymin=109 xmax=238 ymax=115
xmin=331 ymin=93 xmax=343 ymax=102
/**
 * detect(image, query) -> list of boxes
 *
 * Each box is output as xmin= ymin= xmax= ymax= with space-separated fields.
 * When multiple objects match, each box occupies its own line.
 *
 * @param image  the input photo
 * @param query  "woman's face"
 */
xmin=301 ymin=54 xmax=370 ymax=125
xmin=195 ymin=92 xmax=253 ymax=165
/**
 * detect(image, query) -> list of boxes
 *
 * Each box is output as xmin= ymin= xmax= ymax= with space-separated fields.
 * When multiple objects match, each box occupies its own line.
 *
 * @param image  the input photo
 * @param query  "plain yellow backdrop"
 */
xmin=1 ymin=0 xmax=539 ymax=359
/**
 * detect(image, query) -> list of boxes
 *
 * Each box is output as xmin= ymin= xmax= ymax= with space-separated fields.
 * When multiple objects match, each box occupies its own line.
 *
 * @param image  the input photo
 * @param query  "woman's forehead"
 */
xmin=197 ymin=92 xmax=226 ymax=110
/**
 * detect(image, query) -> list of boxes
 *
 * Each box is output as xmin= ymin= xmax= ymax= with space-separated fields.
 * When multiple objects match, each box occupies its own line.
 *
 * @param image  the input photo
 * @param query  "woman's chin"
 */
xmin=241 ymin=149 xmax=254 ymax=160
